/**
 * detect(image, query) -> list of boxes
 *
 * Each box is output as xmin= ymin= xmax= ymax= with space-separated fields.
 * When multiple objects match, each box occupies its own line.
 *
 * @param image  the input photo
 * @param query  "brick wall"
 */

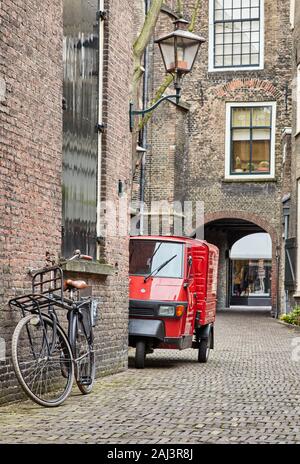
xmin=144 ymin=0 xmax=292 ymax=313
xmin=287 ymin=1 xmax=300 ymax=306
xmin=0 ymin=0 xmax=63 ymax=403
xmin=0 ymin=0 xmax=134 ymax=404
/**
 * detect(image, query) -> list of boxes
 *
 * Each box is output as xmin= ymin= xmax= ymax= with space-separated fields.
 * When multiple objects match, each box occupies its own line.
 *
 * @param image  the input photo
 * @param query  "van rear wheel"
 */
xmin=198 ymin=331 xmax=211 ymax=363
xmin=135 ymin=340 xmax=146 ymax=369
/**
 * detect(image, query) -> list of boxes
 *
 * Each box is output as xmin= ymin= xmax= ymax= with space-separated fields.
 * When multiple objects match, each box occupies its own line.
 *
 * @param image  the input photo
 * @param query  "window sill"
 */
xmin=208 ymin=65 xmax=264 ymax=74
xmin=222 ymin=177 xmax=277 ymax=183
xmin=62 ymin=260 xmax=115 ymax=277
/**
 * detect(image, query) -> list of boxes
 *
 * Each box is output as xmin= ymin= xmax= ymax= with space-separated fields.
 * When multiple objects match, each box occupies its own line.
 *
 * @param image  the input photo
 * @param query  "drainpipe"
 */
xmin=275 ymin=245 xmax=280 ymax=318
xmin=96 ymin=0 xmax=105 ymax=259
xmin=139 ymin=0 xmax=150 ymax=235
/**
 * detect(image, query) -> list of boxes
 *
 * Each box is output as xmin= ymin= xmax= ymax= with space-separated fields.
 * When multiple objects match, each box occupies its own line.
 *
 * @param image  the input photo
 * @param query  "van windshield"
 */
xmin=129 ymin=240 xmax=184 ymax=278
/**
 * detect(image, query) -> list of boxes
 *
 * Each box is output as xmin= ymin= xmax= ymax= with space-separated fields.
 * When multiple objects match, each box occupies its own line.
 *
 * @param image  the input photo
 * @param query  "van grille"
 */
xmin=129 ymin=307 xmax=155 ymax=317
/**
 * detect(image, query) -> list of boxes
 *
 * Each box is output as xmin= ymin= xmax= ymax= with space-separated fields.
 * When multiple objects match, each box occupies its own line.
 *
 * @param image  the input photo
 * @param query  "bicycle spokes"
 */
xmin=12 ymin=315 xmax=74 ymax=406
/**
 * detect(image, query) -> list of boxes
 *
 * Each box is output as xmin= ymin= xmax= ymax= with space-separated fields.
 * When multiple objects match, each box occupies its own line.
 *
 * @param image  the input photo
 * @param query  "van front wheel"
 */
xmin=135 ymin=340 xmax=146 ymax=369
xmin=198 ymin=331 xmax=211 ymax=363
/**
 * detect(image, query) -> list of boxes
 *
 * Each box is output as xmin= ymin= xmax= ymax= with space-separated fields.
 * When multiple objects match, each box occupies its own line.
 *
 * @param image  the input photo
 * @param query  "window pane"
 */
xmin=232 ymin=108 xmax=251 ymax=127
xmin=225 ymin=33 xmax=232 ymax=43
xmin=242 ymin=43 xmax=250 ymax=53
xmin=233 ymin=8 xmax=241 ymax=19
xmin=252 ymin=141 xmax=270 ymax=172
xmin=232 ymin=140 xmax=251 ymax=173
xmin=215 ymin=9 xmax=223 ymax=20
xmin=234 ymin=22 xmax=242 ymax=32
xmin=251 ymin=20 xmax=260 ymax=31
xmin=216 ymin=23 xmax=224 ymax=33
xmin=233 ymin=0 xmax=241 ymax=7
xmin=233 ymin=32 xmax=242 ymax=43
xmin=224 ymin=9 xmax=233 ymax=20
xmin=242 ymin=54 xmax=250 ymax=64
xmin=250 ymin=42 xmax=259 ymax=53
xmin=215 ymin=34 xmax=224 ymax=44
xmin=242 ymin=31 xmax=251 ymax=42
xmin=224 ymin=44 xmax=232 ymax=54
xmin=252 ymin=0 xmax=260 ymax=6
xmin=251 ymin=7 xmax=259 ymax=18
xmin=252 ymin=107 xmax=271 ymax=126
xmin=215 ymin=55 xmax=223 ymax=66
xmin=243 ymin=21 xmax=251 ymax=31
xmin=224 ymin=55 xmax=232 ymax=66
xmin=224 ymin=0 xmax=232 ymax=8
xmin=233 ymin=43 xmax=241 ymax=54
xmin=215 ymin=45 xmax=223 ymax=55
xmin=242 ymin=0 xmax=250 ymax=7
xmin=232 ymin=128 xmax=251 ymax=140
xmin=251 ymin=53 xmax=259 ymax=64
xmin=224 ymin=22 xmax=233 ymax=33
xmin=253 ymin=128 xmax=271 ymax=140
xmin=251 ymin=31 xmax=259 ymax=42
xmin=242 ymin=8 xmax=250 ymax=19
xmin=233 ymin=55 xmax=242 ymax=65
xmin=215 ymin=0 xmax=223 ymax=8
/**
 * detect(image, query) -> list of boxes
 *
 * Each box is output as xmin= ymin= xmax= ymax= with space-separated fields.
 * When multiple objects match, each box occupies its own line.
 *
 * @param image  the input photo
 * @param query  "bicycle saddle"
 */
xmin=64 ymin=279 xmax=89 ymax=290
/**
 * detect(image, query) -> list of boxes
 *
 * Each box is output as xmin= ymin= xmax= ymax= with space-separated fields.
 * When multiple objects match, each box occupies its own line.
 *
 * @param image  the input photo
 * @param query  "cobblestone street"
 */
xmin=0 ymin=310 xmax=300 ymax=444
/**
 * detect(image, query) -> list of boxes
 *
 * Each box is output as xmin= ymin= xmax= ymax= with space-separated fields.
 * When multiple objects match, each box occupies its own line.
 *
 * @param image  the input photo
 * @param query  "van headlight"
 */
xmin=158 ymin=305 xmax=175 ymax=317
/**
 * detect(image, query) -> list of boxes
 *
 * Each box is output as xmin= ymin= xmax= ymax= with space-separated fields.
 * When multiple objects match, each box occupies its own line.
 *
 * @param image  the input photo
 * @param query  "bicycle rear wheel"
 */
xmin=12 ymin=314 xmax=74 ymax=407
xmin=72 ymin=314 xmax=95 ymax=394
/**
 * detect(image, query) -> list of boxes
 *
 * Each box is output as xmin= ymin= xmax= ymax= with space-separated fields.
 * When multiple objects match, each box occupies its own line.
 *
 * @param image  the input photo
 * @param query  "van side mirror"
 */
xmin=185 ymin=255 xmax=193 ymax=283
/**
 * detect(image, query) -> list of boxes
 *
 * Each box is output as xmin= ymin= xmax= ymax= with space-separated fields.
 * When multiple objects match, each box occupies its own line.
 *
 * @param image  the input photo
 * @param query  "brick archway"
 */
xmin=204 ymin=211 xmax=279 ymax=312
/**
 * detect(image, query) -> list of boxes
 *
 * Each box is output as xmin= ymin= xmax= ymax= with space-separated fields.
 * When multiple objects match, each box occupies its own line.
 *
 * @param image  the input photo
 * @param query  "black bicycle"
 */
xmin=9 ymin=251 xmax=98 ymax=407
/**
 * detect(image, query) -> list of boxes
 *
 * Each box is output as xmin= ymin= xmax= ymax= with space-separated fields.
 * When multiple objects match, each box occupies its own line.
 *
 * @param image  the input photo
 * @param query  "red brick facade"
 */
xmin=0 ymin=0 xmax=134 ymax=404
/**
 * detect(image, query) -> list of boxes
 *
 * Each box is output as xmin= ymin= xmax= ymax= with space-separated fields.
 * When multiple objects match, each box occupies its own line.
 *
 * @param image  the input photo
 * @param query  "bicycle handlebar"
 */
xmin=68 ymin=250 xmax=93 ymax=262
xmin=79 ymin=255 xmax=93 ymax=261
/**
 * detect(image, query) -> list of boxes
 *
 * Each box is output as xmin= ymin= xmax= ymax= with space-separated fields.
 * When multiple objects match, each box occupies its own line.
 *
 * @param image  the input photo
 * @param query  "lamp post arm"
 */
xmin=130 ymin=88 xmax=181 ymax=131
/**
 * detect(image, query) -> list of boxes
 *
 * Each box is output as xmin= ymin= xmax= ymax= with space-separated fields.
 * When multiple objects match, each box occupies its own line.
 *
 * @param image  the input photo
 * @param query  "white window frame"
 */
xmin=225 ymin=101 xmax=277 ymax=180
xmin=208 ymin=0 xmax=265 ymax=73
xmin=297 ymin=65 xmax=300 ymax=136
xmin=290 ymin=0 xmax=295 ymax=30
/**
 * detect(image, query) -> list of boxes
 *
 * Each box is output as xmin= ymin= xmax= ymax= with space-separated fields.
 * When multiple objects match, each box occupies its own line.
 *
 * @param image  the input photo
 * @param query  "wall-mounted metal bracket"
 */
xmin=96 ymin=123 xmax=106 ymax=133
xmin=96 ymin=10 xmax=107 ymax=21
xmin=129 ymin=87 xmax=181 ymax=132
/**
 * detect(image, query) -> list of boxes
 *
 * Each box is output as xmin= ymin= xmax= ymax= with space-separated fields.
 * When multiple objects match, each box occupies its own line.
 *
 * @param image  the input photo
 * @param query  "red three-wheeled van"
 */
xmin=129 ymin=236 xmax=219 ymax=368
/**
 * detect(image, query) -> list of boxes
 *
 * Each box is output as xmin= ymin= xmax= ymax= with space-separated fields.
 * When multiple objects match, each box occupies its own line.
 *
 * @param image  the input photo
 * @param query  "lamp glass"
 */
xmin=159 ymin=38 xmax=175 ymax=73
xmin=159 ymin=36 xmax=201 ymax=74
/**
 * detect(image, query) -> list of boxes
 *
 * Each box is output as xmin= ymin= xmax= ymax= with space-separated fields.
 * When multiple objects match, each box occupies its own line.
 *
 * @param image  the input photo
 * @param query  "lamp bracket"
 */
xmin=129 ymin=88 xmax=181 ymax=131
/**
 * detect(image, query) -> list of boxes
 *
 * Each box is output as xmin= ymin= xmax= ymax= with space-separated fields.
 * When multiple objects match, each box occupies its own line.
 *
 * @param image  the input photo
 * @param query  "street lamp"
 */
xmin=130 ymin=18 xmax=205 ymax=131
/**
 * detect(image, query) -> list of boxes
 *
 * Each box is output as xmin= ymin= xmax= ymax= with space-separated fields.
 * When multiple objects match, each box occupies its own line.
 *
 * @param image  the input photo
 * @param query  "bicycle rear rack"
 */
xmin=9 ymin=266 xmax=70 ymax=315
xmin=32 ymin=266 xmax=64 ymax=300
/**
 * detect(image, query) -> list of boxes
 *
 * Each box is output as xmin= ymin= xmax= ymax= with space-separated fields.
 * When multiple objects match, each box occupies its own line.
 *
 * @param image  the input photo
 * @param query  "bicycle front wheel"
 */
xmin=12 ymin=314 xmax=74 ymax=407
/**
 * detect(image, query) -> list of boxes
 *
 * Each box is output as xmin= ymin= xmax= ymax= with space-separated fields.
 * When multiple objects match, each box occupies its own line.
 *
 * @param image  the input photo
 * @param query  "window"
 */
xmin=232 ymin=259 xmax=272 ymax=297
xmin=209 ymin=0 xmax=264 ymax=71
xmin=129 ymin=240 xmax=184 ymax=278
xmin=225 ymin=102 xmax=276 ymax=179
xmin=62 ymin=0 xmax=100 ymax=258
